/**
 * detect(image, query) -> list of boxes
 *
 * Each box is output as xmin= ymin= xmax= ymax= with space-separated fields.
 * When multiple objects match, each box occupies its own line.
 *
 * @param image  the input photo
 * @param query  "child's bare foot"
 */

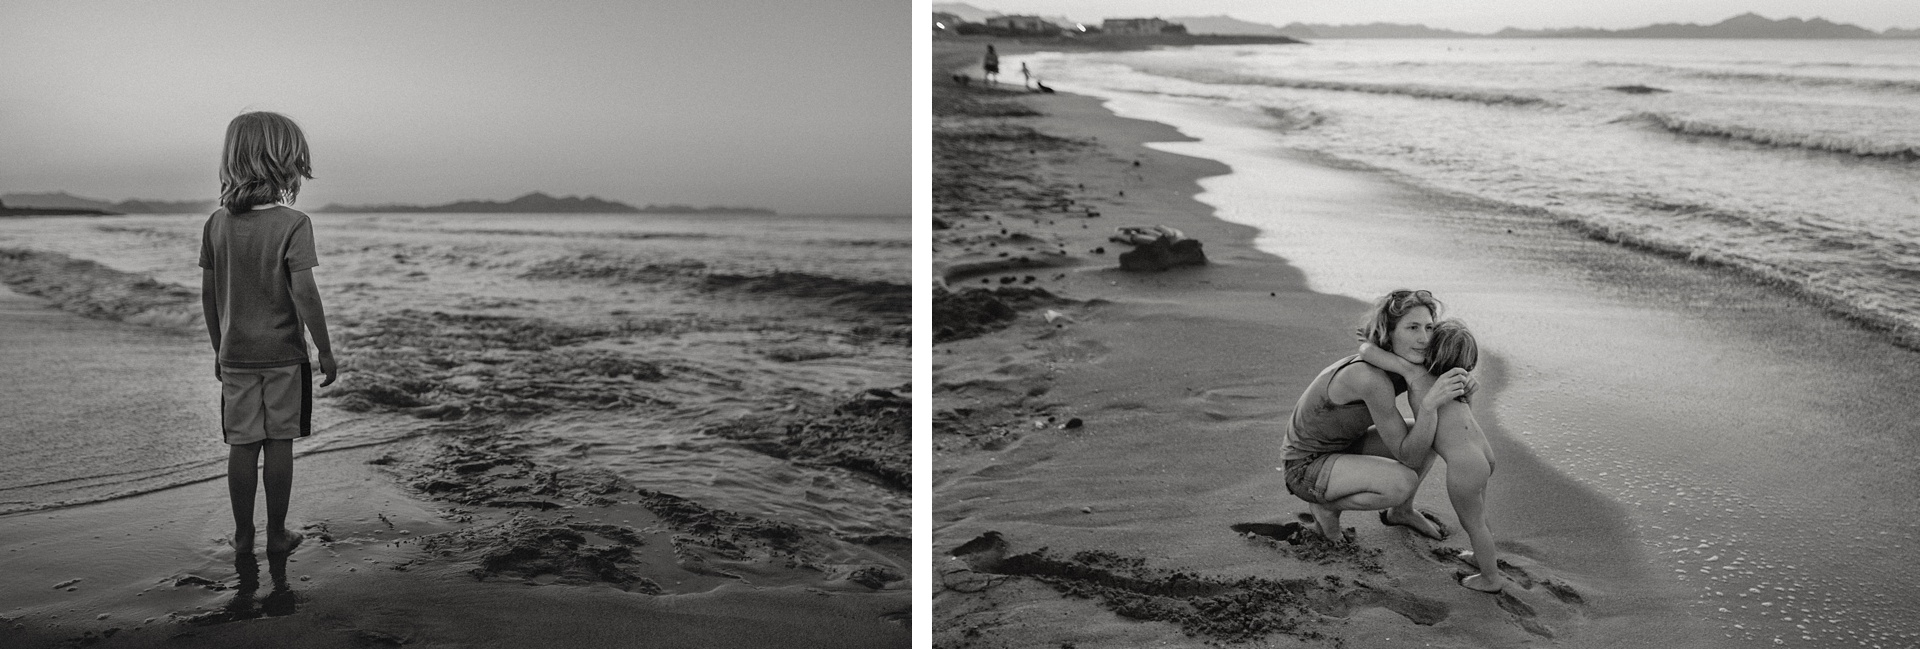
xmin=266 ymin=528 xmax=303 ymax=555
xmin=1459 ymin=572 xmax=1510 ymax=593
xmin=232 ymin=527 xmax=256 ymax=554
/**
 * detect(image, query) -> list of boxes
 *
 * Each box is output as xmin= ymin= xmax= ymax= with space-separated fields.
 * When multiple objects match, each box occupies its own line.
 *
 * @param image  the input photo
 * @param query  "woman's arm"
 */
xmin=1332 ymin=364 xmax=1465 ymax=469
xmin=1358 ymin=342 xmax=1423 ymax=378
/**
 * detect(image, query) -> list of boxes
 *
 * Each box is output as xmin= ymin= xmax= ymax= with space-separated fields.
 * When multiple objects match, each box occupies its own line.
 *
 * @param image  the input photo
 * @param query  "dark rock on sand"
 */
xmin=1607 ymin=84 xmax=1669 ymax=94
xmin=1117 ymin=237 xmax=1206 ymax=272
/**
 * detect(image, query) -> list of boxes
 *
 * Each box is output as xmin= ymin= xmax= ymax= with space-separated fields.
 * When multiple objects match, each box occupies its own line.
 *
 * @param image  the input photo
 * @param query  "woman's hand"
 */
xmin=1422 ymin=368 xmax=1471 ymax=410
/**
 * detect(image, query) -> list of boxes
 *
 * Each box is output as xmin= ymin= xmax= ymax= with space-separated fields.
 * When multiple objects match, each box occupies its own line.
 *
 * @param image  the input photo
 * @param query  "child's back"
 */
xmin=202 ymin=205 xmax=318 ymax=369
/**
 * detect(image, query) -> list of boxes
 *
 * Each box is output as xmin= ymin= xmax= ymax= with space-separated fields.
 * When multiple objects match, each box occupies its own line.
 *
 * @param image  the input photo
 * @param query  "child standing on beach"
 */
xmin=199 ymin=111 xmax=338 ymax=555
xmin=1361 ymin=320 xmax=1512 ymax=593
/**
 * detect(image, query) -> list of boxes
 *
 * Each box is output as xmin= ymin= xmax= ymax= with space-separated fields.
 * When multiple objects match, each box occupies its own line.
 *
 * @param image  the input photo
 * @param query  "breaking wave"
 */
xmin=0 ymin=247 xmax=203 ymax=329
xmin=1618 ymin=112 xmax=1920 ymax=160
xmin=523 ymin=252 xmax=909 ymax=318
xmin=1141 ymin=67 xmax=1556 ymax=107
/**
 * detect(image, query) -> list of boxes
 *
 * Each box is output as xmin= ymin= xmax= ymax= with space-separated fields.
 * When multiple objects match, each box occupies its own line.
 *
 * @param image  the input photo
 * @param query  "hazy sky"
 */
xmin=952 ymin=0 xmax=1916 ymax=33
xmin=1 ymin=1 xmax=907 ymax=215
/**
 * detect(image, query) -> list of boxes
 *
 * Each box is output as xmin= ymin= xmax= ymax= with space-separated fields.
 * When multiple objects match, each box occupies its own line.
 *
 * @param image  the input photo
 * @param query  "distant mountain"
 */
xmin=1497 ymin=13 xmax=1887 ymax=38
xmin=317 ymin=192 xmax=773 ymax=215
xmin=0 ymin=196 xmax=119 ymax=217
xmin=1278 ymin=21 xmax=1483 ymax=39
xmin=1 ymin=191 xmax=211 ymax=214
xmin=1166 ymin=15 xmax=1290 ymax=36
xmin=1886 ymin=27 xmax=1920 ymax=38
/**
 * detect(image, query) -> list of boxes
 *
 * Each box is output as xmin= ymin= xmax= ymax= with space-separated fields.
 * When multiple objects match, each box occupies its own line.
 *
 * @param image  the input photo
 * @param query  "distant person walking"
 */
xmin=200 ymin=111 xmax=338 ymax=557
xmin=983 ymin=44 xmax=1000 ymax=85
xmin=1021 ymin=62 xmax=1031 ymax=89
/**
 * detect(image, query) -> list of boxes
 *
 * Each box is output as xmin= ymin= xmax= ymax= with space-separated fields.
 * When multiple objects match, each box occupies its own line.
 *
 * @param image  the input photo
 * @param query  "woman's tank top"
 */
xmin=1281 ymin=355 xmax=1405 ymax=462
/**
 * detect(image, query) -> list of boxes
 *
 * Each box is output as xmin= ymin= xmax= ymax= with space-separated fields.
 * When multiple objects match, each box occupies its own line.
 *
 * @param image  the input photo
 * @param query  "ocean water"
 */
xmin=1010 ymin=40 xmax=1920 ymax=646
xmin=0 ymin=212 xmax=910 ymax=545
xmin=1018 ymin=39 xmax=1920 ymax=342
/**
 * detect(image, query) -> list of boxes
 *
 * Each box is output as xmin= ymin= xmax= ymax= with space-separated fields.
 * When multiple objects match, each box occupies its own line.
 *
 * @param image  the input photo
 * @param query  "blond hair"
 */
xmin=219 ymin=111 xmax=313 ymax=213
xmin=1424 ymin=319 xmax=1478 ymax=374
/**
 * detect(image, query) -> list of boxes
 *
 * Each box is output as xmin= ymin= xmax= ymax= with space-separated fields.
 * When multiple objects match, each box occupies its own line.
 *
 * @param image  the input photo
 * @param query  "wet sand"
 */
xmin=0 ymin=212 xmax=910 ymax=647
xmin=932 ymin=38 xmax=1920 ymax=648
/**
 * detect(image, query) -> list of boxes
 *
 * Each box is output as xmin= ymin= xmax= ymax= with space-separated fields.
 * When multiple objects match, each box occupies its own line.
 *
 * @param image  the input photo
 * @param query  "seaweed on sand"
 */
xmin=701 ymin=387 xmax=912 ymax=491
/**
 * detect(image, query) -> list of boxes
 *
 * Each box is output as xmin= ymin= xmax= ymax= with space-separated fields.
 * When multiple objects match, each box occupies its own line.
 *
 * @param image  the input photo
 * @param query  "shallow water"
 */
xmin=1018 ymin=55 xmax=1920 ymax=647
xmin=0 ymin=212 xmax=910 ymax=553
xmin=1018 ymin=39 xmax=1920 ymax=345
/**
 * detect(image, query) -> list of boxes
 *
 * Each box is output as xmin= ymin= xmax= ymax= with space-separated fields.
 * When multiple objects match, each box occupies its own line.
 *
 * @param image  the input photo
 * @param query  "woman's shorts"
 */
xmin=1283 ymin=453 xmax=1339 ymax=505
xmin=220 ymin=363 xmax=311 ymax=445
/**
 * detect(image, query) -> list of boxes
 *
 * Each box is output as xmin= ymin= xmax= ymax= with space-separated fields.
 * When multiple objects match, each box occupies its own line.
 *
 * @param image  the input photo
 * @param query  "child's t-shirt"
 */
xmin=199 ymin=205 xmax=320 ymax=368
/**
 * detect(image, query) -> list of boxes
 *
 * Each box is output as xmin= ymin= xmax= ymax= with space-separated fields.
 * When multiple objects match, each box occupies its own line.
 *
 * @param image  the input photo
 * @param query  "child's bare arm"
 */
xmin=289 ymin=268 xmax=337 ymax=386
xmin=1358 ymin=341 xmax=1423 ymax=377
xmin=1360 ymin=341 xmax=1478 ymax=401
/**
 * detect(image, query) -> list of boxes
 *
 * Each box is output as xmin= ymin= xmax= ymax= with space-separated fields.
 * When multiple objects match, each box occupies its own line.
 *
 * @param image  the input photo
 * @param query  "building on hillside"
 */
xmin=1101 ymin=17 xmax=1186 ymax=35
xmin=984 ymin=15 xmax=1062 ymax=34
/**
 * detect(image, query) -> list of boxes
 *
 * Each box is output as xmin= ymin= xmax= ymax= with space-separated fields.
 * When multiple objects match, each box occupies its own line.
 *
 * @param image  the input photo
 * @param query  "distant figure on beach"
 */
xmin=200 ymin=111 xmax=338 ymax=556
xmin=1279 ymin=289 xmax=1470 ymax=545
xmin=983 ymin=44 xmax=1000 ymax=85
xmin=1357 ymin=319 xmax=1512 ymax=593
xmin=1021 ymin=62 xmax=1031 ymax=89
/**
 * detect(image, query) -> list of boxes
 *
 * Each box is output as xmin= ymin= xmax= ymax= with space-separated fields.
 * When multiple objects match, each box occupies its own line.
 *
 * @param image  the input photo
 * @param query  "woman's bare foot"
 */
xmin=232 ymin=527 xmax=257 ymax=554
xmin=1306 ymin=503 xmax=1350 ymax=543
xmin=1460 ymin=572 xmax=1510 ymax=593
xmin=266 ymin=528 xmax=303 ymax=555
xmin=1381 ymin=507 xmax=1450 ymax=540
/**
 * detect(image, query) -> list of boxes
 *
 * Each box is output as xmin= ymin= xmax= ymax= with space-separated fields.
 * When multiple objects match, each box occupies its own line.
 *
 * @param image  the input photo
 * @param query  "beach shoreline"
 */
xmin=0 ymin=212 xmax=912 ymax=648
xmin=929 ymin=39 xmax=1760 ymax=647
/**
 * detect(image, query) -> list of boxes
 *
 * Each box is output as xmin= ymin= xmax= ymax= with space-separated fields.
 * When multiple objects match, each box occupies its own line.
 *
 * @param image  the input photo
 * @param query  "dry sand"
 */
xmin=931 ymin=38 xmax=1730 ymax=647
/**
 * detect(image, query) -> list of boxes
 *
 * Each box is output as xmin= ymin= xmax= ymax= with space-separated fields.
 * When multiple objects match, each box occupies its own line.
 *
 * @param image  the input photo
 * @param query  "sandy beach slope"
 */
xmin=927 ymin=37 xmax=1785 ymax=647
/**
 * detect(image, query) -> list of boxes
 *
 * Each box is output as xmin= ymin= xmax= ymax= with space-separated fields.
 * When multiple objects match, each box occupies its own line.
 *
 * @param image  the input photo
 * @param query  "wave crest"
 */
xmin=0 ymin=248 xmax=202 ymax=329
xmin=1619 ymin=112 xmax=1920 ymax=160
xmin=1144 ymin=67 xmax=1555 ymax=107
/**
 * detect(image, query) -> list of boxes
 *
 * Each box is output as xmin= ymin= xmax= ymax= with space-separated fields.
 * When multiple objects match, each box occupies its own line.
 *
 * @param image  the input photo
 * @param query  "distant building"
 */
xmin=1102 ymin=17 xmax=1185 ymax=35
xmin=932 ymin=12 xmax=962 ymax=31
xmin=985 ymin=15 xmax=1062 ymax=34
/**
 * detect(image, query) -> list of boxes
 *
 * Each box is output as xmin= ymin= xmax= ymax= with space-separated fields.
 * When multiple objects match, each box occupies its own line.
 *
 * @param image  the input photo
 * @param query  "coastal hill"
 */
xmin=1079 ymin=12 xmax=1917 ymax=39
xmin=1 ymin=191 xmax=208 ymax=215
xmin=1498 ymin=13 xmax=1889 ymax=38
xmin=316 ymin=192 xmax=775 ymax=215
xmin=0 ymin=197 xmax=120 ymax=217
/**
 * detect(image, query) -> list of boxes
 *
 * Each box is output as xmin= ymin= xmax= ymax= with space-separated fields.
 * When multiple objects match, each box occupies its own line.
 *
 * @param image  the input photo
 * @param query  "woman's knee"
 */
xmin=1379 ymin=466 xmax=1419 ymax=503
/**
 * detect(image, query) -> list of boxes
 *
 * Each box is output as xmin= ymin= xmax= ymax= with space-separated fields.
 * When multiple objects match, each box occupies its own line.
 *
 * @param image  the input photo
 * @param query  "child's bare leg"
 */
xmin=1439 ymin=404 xmax=1510 ymax=592
xmin=262 ymin=439 xmax=299 ymax=554
xmin=227 ymin=441 xmax=262 ymax=552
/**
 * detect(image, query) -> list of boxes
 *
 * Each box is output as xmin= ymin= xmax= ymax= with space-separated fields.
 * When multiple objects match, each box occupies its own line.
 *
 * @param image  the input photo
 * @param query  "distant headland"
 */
xmin=318 ymin=192 xmax=775 ymax=215
xmin=1 ymin=191 xmax=775 ymax=216
xmin=932 ymin=5 xmax=1919 ymax=39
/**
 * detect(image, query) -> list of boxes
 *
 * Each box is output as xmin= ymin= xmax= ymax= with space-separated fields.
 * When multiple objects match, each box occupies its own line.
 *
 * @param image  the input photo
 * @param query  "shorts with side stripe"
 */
xmin=220 ymin=363 xmax=311 ymax=445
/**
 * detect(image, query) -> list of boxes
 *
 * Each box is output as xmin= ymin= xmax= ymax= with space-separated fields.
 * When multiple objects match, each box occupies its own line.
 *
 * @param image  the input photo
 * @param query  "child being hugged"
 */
xmin=199 ymin=111 xmax=338 ymax=556
xmin=1360 ymin=319 xmax=1512 ymax=593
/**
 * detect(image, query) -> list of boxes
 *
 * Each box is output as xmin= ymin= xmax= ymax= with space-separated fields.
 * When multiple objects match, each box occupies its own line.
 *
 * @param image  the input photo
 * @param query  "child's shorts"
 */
xmin=220 ymin=363 xmax=312 ymax=445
